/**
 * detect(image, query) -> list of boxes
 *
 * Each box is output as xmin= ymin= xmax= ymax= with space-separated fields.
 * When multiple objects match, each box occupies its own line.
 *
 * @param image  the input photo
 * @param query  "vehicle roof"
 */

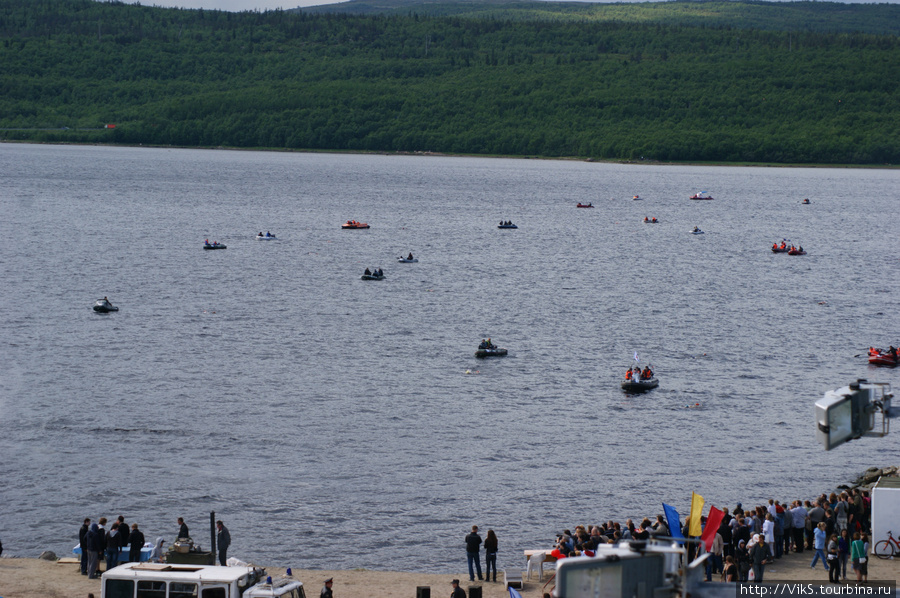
xmin=103 ymin=563 xmax=260 ymax=583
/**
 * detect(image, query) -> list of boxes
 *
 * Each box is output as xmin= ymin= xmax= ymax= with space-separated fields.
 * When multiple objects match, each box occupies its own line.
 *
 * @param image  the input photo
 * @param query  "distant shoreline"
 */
xmin=2 ymin=139 xmax=897 ymax=170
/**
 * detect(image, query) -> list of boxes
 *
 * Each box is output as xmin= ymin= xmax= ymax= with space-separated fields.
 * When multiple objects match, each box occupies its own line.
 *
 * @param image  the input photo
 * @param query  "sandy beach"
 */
xmin=1 ymin=548 xmax=897 ymax=598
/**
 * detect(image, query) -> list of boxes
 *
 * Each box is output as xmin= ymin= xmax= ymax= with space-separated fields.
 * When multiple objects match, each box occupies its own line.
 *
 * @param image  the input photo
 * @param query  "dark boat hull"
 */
xmin=475 ymin=348 xmax=508 ymax=358
xmin=621 ymin=378 xmax=658 ymax=392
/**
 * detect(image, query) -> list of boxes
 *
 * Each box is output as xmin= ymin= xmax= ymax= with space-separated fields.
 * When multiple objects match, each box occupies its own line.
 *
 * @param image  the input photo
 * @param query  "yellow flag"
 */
xmin=688 ymin=492 xmax=705 ymax=536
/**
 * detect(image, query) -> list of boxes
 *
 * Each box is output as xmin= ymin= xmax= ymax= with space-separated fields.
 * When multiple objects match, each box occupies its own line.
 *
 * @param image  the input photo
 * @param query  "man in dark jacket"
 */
xmin=450 ymin=579 xmax=466 ymax=598
xmin=749 ymin=535 xmax=768 ymax=582
xmin=128 ymin=524 xmax=146 ymax=563
xmin=79 ymin=518 xmax=91 ymax=575
xmin=86 ymin=523 xmax=103 ymax=579
xmin=216 ymin=520 xmax=231 ymax=566
xmin=465 ymin=525 xmax=483 ymax=581
xmin=177 ymin=517 xmax=190 ymax=539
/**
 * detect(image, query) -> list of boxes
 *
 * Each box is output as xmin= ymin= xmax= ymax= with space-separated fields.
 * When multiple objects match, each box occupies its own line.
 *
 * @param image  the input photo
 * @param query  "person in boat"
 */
xmin=625 ymin=367 xmax=633 ymax=381
xmin=652 ymin=218 xmax=657 ymax=222
xmin=889 ymin=346 xmax=897 ymax=358
xmin=407 ymin=252 xmax=414 ymax=260
xmin=798 ymin=245 xmax=803 ymax=252
xmin=259 ymin=232 xmax=263 ymax=236
xmin=642 ymin=366 xmax=652 ymax=380
xmin=364 ymin=268 xmax=371 ymax=276
xmin=205 ymin=239 xmax=210 ymax=245
xmin=266 ymin=231 xmax=272 ymax=237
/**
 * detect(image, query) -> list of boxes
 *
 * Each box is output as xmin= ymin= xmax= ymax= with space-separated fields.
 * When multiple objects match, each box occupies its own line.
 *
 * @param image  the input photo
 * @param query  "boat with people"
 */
xmin=475 ymin=338 xmax=507 ymax=358
xmin=256 ymin=232 xmax=277 ymax=240
xmin=643 ymin=217 xmax=659 ymax=223
xmin=801 ymin=198 xmax=811 ymax=204
xmin=498 ymin=221 xmax=518 ymax=229
xmin=93 ymin=297 xmax=118 ymax=313
xmin=203 ymin=240 xmax=226 ymax=249
xmin=690 ymin=226 xmax=704 ymax=234
xmin=771 ymin=241 xmax=790 ymax=253
xmin=689 ymin=192 xmax=714 ymax=200
xmin=361 ymin=267 xmax=385 ymax=280
xmin=576 ymin=202 xmax=594 ymax=208
xmin=342 ymin=220 xmax=369 ymax=229
xmin=621 ymin=357 xmax=657 ymax=392
xmin=868 ymin=347 xmax=899 ymax=367
xmin=632 ymin=195 xmax=642 ymax=201
xmin=787 ymin=246 xmax=806 ymax=255
xmin=398 ymin=253 xmax=418 ymax=263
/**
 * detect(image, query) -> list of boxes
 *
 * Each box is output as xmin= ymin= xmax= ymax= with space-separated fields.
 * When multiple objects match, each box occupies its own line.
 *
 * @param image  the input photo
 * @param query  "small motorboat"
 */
xmin=398 ymin=256 xmax=418 ymax=263
xmin=342 ymin=220 xmax=370 ymax=229
xmin=787 ymin=247 xmax=806 ymax=255
xmin=643 ymin=217 xmax=659 ymax=223
xmin=689 ymin=192 xmax=714 ymax=200
xmin=203 ymin=241 xmax=226 ymax=250
xmin=801 ymin=198 xmax=811 ymax=204
xmin=361 ymin=269 xmax=385 ymax=280
xmin=475 ymin=347 xmax=508 ymax=358
xmin=690 ymin=227 xmax=704 ymax=235
xmin=498 ymin=221 xmax=518 ymax=229
xmin=256 ymin=232 xmax=277 ymax=240
xmin=576 ymin=203 xmax=594 ymax=208
xmin=771 ymin=243 xmax=789 ymax=253
xmin=868 ymin=347 xmax=898 ymax=367
xmin=93 ymin=298 xmax=118 ymax=313
xmin=632 ymin=195 xmax=642 ymax=201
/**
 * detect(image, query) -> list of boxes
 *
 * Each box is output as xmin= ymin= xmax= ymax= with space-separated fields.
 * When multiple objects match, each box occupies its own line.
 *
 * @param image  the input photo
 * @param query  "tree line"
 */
xmin=0 ymin=0 xmax=898 ymax=164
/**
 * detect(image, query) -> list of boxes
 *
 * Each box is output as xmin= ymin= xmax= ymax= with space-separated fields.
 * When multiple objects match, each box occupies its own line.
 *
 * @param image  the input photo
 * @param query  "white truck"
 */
xmin=101 ymin=562 xmax=306 ymax=598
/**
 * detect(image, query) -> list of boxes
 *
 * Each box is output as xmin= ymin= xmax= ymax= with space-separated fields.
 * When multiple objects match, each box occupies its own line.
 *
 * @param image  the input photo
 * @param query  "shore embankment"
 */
xmin=3 ymin=467 xmax=898 ymax=597
xmin=1 ymin=550 xmax=898 ymax=598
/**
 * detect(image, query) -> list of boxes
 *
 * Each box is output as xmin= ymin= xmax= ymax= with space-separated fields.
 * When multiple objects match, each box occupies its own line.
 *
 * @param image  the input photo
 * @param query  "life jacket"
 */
xmin=625 ymin=370 xmax=632 ymax=380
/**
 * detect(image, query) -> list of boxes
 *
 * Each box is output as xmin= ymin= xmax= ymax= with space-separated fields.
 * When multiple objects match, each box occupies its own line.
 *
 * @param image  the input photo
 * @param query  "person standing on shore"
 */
xmin=810 ymin=522 xmax=828 ymax=572
xmin=216 ymin=520 xmax=231 ymax=566
xmin=850 ymin=531 xmax=867 ymax=582
xmin=79 ymin=518 xmax=91 ymax=575
xmin=117 ymin=517 xmax=130 ymax=563
xmin=838 ymin=528 xmax=850 ymax=580
xmin=465 ymin=525 xmax=483 ymax=581
xmin=106 ymin=522 xmax=120 ymax=572
xmin=129 ymin=524 xmax=145 ymax=563
xmin=483 ymin=529 xmax=498 ymax=582
xmin=86 ymin=523 xmax=103 ymax=579
xmin=749 ymin=534 xmax=767 ymax=582
xmin=790 ymin=501 xmax=807 ymax=553
xmin=320 ymin=577 xmax=333 ymax=598
xmin=450 ymin=579 xmax=466 ymax=598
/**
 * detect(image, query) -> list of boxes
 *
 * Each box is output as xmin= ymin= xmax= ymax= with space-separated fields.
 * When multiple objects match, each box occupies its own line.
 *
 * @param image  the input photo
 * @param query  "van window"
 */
xmin=170 ymin=582 xmax=198 ymax=598
xmin=200 ymin=589 xmax=227 ymax=598
xmin=137 ymin=580 xmax=166 ymax=598
xmin=105 ymin=579 xmax=134 ymax=598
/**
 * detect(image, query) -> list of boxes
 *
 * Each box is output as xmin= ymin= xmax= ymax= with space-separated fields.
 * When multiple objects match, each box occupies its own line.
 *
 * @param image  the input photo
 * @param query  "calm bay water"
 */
xmin=1 ymin=143 xmax=898 ymax=573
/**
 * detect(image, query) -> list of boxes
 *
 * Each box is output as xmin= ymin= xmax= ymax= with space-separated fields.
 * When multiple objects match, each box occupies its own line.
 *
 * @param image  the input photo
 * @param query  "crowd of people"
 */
xmin=77 ymin=516 xmax=232 ymax=578
xmin=536 ymin=488 xmax=872 ymax=584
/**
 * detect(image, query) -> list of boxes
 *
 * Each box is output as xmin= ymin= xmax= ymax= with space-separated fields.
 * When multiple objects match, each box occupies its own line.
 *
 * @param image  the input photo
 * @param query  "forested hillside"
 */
xmin=1 ymin=0 xmax=898 ymax=164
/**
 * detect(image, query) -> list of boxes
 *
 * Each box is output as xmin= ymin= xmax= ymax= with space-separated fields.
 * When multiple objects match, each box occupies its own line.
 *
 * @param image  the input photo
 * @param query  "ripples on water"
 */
xmin=1 ymin=144 xmax=898 ymax=572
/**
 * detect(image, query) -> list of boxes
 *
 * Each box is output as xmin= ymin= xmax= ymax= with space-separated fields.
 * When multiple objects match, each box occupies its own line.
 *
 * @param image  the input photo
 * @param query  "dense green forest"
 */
xmin=1 ymin=0 xmax=898 ymax=164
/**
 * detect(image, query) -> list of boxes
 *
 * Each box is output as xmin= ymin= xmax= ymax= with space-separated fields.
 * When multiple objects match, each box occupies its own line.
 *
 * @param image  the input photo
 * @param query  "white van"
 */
xmin=101 ymin=563 xmax=305 ymax=598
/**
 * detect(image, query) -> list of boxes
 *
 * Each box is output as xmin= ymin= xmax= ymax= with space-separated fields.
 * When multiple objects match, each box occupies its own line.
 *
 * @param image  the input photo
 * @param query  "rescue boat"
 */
xmin=203 ymin=242 xmax=226 ymax=250
xmin=689 ymin=192 xmax=714 ymax=200
xmin=576 ymin=203 xmax=594 ymax=208
xmin=342 ymin=220 xmax=369 ymax=229
xmin=621 ymin=377 xmax=659 ymax=392
xmin=787 ymin=247 xmax=806 ymax=255
xmin=93 ymin=299 xmax=118 ymax=313
xmin=868 ymin=348 xmax=898 ymax=367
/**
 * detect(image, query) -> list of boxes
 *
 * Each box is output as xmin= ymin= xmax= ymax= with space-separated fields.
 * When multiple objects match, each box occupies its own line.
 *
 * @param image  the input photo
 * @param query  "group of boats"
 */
xmin=771 ymin=241 xmax=806 ymax=255
xmin=869 ymin=347 xmax=899 ymax=367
